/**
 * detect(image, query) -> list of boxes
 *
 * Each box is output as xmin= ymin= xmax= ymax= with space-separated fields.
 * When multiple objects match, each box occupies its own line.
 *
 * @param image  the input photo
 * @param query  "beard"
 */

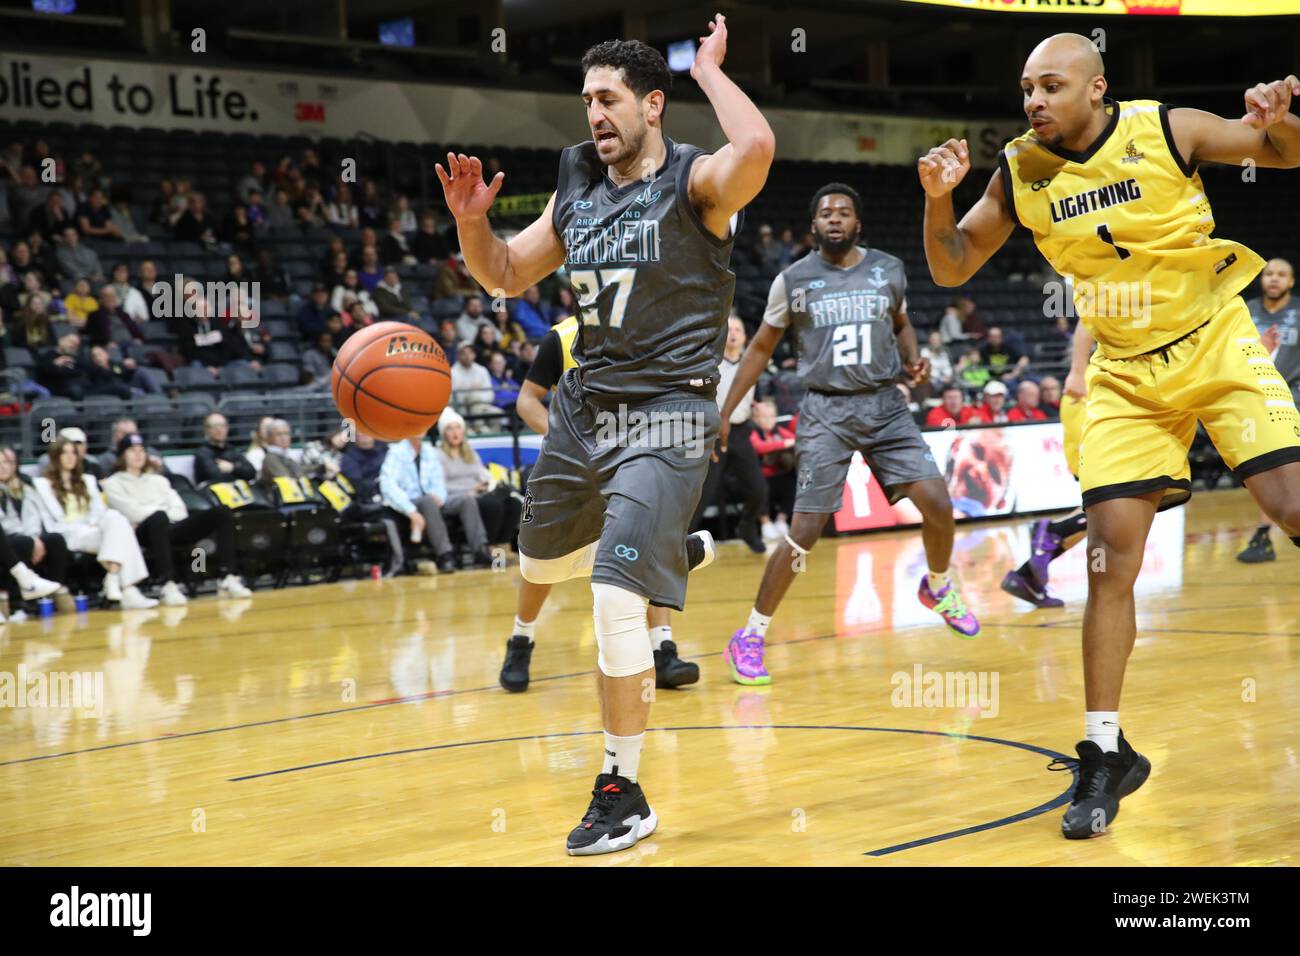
xmin=1264 ymin=286 xmax=1288 ymax=301
xmin=814 ymin=224 xmax=860 ymax=256
xmin=598 ymin=121 xmax=647 ymax=168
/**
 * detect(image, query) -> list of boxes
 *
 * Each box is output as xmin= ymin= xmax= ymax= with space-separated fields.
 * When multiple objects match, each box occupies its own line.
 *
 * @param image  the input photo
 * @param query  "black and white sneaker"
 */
xmin=686 ymin=530 xmax=715 ymax=571
xmin=654 ymin=640 xmax=699 ymax=689
xmin=499 ymin=635 xmax=533 ymax=693
xmin=1236 ymin=527 xmax=1275 ymax=564
xmin=565 ymin=773 xmax=657 ymax=856
xmin=1053 ymin=730 xmax=1151 ymax=839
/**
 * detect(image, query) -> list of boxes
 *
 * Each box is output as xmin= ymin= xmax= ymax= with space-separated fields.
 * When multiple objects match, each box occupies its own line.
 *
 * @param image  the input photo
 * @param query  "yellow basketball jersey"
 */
xmin=554 ymin=315 xmax=580 ymax=376
xmin=1001 ymin=98 xmax=1264 ymax=358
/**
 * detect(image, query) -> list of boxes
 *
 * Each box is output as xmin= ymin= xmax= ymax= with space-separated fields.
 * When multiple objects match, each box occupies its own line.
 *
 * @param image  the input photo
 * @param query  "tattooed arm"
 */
xmin=918 ymin=138 xmax=1016 ymax=287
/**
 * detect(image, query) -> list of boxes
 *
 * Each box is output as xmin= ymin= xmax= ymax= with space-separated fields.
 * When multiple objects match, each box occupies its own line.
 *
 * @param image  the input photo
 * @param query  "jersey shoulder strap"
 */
xmin=552 ymin=141 xmax=600 ymax=236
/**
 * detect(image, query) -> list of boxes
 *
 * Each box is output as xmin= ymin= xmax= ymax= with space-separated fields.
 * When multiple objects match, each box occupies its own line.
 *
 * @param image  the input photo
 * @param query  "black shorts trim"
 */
xmin=1081 ymin=476 xmax=1192 ymax=510
xmin=1235 ymin=445 xmax=1300 ymax=481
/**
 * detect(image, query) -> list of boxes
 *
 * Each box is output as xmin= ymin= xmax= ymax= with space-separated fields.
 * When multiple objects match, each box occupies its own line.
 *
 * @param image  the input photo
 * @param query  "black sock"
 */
xmin=1015 ymin=559 xmax=1033 ymax=577
xmin=1291 ymin=536 xmax=1300 ymax=549
xmin=1047 ymin=512 xmax=1088 ymax=544
xmin=1257 ymin=524 xmax=1272 ymax=536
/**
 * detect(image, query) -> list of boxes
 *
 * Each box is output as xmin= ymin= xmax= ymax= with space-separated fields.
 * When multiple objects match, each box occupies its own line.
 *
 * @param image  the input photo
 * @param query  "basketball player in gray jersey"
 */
xmin=716 ymin=184 xmax=981 ymax=685
xmin=1238 ymin=257 xmax=1300 ymax=562
xmin=437 ymin=17 xmax=773 ymax=856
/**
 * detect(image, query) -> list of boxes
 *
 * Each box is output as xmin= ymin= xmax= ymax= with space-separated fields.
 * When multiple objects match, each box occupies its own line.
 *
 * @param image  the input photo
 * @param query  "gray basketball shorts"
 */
xmin=517 ymin=371 xmax=720 ymax=611
xmin=793 ymin=386 xmax=941 ymax=513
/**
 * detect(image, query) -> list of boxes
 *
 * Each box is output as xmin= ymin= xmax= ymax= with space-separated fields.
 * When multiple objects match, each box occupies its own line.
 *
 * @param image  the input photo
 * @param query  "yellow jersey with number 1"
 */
xmin=1000 ymin=97 xmax=1264 ymax=359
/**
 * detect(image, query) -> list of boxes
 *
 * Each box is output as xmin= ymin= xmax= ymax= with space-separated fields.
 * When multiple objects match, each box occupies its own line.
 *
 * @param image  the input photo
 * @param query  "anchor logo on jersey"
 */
xmin=634 ymin=183 xmax=662 ymax=207
xmin=866 ymin=264 xmax=889 ymax=289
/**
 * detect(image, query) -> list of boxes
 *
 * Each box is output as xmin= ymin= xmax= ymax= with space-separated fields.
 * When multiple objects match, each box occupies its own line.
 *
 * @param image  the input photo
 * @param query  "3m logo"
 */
xmin=295 ymin=102 xmax=326 ymax=122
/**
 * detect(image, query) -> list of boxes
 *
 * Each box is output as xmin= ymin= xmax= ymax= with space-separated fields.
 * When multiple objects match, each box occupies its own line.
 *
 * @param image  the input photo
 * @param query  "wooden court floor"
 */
xmin=1 ymin=487 xmax=1295 ymax=866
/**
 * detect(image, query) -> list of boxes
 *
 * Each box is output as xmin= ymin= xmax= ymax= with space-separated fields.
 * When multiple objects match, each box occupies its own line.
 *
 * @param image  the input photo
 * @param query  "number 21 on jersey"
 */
xmin=832 ymin=323 xmax=873 ymax=367
xmin=570 ymin=269 xmax=636 ymax=328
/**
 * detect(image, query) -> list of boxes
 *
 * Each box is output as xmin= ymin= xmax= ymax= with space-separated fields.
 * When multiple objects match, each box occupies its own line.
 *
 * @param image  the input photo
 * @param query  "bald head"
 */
xmin=1021 ymin=33 xmax=1108 ymax=148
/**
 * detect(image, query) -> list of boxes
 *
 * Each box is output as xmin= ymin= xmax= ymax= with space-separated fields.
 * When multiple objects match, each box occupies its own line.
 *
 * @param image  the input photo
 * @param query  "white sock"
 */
xmin=9 ymin=562 xmax=35 ymax=590
xmin=513 ymin=615 xmax=536 ymax=643
xmin=602 ymin=731 xmax=644 ymax=782
xmin=648 ymin=625 xmax=672 ymax=650
xmin=1085 ymin=711 xmax=1120 ymax=753
xmin=927 ymin=568 xmax=952 ymax=593
xmin=746 ymin=608 xmax=772 ymax=638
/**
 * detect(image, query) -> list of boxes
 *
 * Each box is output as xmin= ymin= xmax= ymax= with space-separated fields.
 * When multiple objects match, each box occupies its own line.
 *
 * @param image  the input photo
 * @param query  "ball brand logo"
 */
xmin=385 ymin=335 xmax=443 ymax=359
xmin=613 ymin=544 xmax=639 ymax=561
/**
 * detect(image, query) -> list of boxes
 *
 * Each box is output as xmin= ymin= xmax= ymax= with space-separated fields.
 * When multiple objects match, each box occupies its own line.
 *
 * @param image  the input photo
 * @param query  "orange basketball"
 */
xmin=331 ymin=322 xmax=452 ymax=441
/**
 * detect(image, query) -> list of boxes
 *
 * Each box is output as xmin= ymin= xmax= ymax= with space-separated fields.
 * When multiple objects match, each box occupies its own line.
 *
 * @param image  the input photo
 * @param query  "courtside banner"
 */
xmin=0 ymin=53 xmax=1022 ymax=166
xmin=836 ymin=421 xmax=1079 ymax=532
xmin=901 ymin=0 xmax=1300 ymax=15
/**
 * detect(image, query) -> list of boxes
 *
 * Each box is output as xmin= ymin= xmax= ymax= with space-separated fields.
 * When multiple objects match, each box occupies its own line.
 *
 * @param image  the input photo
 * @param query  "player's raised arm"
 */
xmin=685 ymin=14 xmax=776 ymax=238
xmin=435 ymin=153 xmax=566 ymax=297
xmin=1166 ymin=76 xmax=1300 ymax=170
xmin=918 ymin=138 xmax=1016 ymax=287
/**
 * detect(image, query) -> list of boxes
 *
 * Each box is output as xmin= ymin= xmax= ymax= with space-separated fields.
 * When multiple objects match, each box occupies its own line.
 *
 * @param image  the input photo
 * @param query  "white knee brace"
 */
xmin=592 ymin=582 xmax=652 ymax=678
xmin=519 ymin=542 xmax=597 ymax=584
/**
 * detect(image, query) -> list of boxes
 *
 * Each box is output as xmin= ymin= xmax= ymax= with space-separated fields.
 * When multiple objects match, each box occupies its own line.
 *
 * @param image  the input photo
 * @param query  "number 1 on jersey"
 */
xmin=570 ymin=269 xmax=636 ymax=328
xmin=1097 ymin=223 xmax=1131 ymax=260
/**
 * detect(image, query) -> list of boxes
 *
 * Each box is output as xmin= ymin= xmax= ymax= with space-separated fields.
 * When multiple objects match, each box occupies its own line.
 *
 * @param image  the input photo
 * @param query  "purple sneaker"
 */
xmin=1026 ymin=519 xmax=1062 ymax=591
xmin=1000 ymin=568 xmax=1065 ymax=609
xmin=917 ymin=576 xmax=981 ymax=639
xmin=724 ymin=629 xmax=771 ymax=685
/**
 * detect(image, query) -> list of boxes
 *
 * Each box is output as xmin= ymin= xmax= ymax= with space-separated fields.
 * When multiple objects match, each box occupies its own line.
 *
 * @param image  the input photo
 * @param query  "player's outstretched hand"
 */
xmin=905 ymin=356 xmax=932 ymax=387
xmin=691 ymin=13 xmax=727 ymax=78
xmin=435 ymin=152 xmax=504 ymax=221
xmin=917 ymin=138 xmax=970 ymax=198
xmin=1241 ymin=75 xmax=1300 ymax=128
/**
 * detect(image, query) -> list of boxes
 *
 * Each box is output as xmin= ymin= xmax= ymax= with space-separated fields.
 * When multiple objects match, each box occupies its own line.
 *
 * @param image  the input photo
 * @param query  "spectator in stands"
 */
xmin=450 ymin=342 xmax=502 ymax=430
xmin=489 ymin=299 xmax=527 ymax=352
xmin=26 ymin=231 xmax=59 ymax=284
xmin=148 ymin=177 xmax=175 ymax=226
xmin=341 ymin=301 xmax=372 ymax=343
xmin=297 ymin=284 xmax=336 ymax=340
xmin=252 ymin=249 xmax=291 ymax=300
xmin=379 ymin=429 xmax=485 ymax=574
xmin=322 ymin=248 xmax=350 ymax=289
xmin=10 ymin=167 xmax=48 ymax=229
xmin=378 ymin=217 xmax=414 ymax=267
xmin=16 ymin=295 xmax=53 ymax=352
xmin=194 ymin=412 xmax=256 ymax=484
xmin=96 ymin=418 xmax=162 ymax=476
xmin=246 ymin=189 xmax=268 ymax=230
xmin=270 ymin=154 xmax=294 ymax=189
xmin=36 ymin=436 xmax=157 ymax=608
xmin=455 ymin=294 xmax=489 ymax=343
xmin=30 ymin=191 xmax=73 ymax=241
xmin=223 ymin=255 xmax=247 ymax=286
xmin=294 ymin=186 xmax=328 ymax=227
xmin=77 ymin=188 xmax=120 ymax=241
xmin=300 ymin=425 xmax=348 ymax=481
xmin=37 ymin=332 xmax=117 ymax=400
xmin=33 ymin=427 xmax=103 ymax=479
xmin=176 ymin=296 xmax=251 ymax=375
xmin=925 ymin=384 xmax=984 ymax=428
xmin=357 ymin=246 xmax=383 ymax=294
xmin=135 ymin=260 xmax=163 ymax=317
xmin=331 ymin=269 xmax=377 ymax=319
xmin=958 ymin=294 xmax=986 ymax=340
xmin=87 ymin=285 xmax=146 ymax=348
xmin=955 ymin=345 xmax=991 ymax=392
xmin=89 ymin=345 xmax=163 ymax=396
xmin=1051 ymin=315 xmax=1072 ymax=343
xmin=372 ymin=267 xmax=421 ymax=323
xmin=486 ymin=352 xmax=519 ymax=412
xmin=267 ymin=188 xmax=295 ymax=230
xmin=340 ymin=432 xmax=387 ymax=503
xmin=548 ymin=286 xmax=576 ymax=326
xmin=412 ymin=211 xmax=449 ymax=262
xmin=1007 ymin=379 xmax=1047 ymax=423
xmin=260 ymin=419 xmax=307 ymax=482
xmin=108 ymin=188 xmax=148 ymax=243
xmin=237 ymin=161 xmax=267 ymax=203
xmin=55 ymin=226 xmax=104 ymax=284
xmin=436 ymin=407 xmax=515 ymax=554
xmin=62 ymin=278 xmax=98 ymax=328
xmin=173 ymin=192 xmax=216 ymax=247
xmin=104 ymin=433 xmax=252 ymax=605
xmin=301 ymin=331 xmax=336 ymax=389
xmin=471 ymin=323 xmax=500 ymax=365
xmin=326 ymin=185 xmax=359 ymax=229
xmin=920 ymin=328 xmax=955 ymax=387
xmin=358 ymin=181 xmax=386 ymax=229
xmin=977 ymin=380 xmax=1010 ymax=424
xmin=748 ymin=400 xmax=795 ymax=532
xmin=512 ymin=285 xmax=550 ymax=340
xmin=1039 ymin=376 xmax=1062 ymax=418
xmin=240 ymin=417 xmax=274 ymax=476
xmin=755 ymin=224 xmax=784 ymax=276
xmin=109 ymin=263 xmax=149 ymax=325
xmin=778 ymin=227 xmax=801 ymax=268
xmin=938 ymin=297 xmax=968 ymax=345
xmin=351 ymin=227 xmax=379 ymax=268
xmin=219 ymin=200 xmax=257 ymax=251
xmin=0 ymin=445 xmax=68 ymax=610
xmin=391 ymin=194 xmax=417 ymax=233
xmin=980 ymin=326 xmax=1030 ymax=381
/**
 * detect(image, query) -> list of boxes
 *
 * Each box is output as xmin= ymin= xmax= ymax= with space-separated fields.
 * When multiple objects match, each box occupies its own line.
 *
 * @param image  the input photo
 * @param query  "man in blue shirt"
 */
xmin=379 ymin=434 xmax=490 ymax=572
xmin=512 ymin=285 xmax=551 ymax=340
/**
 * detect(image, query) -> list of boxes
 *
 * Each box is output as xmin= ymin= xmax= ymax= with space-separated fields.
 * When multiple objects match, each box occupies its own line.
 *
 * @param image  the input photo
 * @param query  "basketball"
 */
xmin=331 ymin=322 xmax=452 ymax=441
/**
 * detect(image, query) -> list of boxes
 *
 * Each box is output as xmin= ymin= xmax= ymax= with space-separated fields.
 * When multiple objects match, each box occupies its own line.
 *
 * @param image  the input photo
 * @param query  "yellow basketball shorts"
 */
xmin=1058 ymin=368 xmax=1094 ymax=481
xmin=1079 ymin=297 xmax=1300 ymax=510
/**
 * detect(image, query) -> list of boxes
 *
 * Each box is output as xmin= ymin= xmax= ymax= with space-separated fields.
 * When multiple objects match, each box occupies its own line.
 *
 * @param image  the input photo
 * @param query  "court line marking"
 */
xmin=224 ymin=723 xmax=1076 ymax=856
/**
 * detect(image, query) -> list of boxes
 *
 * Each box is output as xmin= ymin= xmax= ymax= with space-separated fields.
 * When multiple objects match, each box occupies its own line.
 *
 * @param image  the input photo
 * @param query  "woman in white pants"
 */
xmin=35 ymin=438 xmax=158 ymax=609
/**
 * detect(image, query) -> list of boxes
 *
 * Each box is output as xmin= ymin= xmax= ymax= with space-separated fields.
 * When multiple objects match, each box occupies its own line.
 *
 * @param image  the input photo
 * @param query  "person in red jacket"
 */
xmin=1006 ymin=379 xmax=1048 ymax=423
xmin=925 ymin=384 xmax=988 ymax=428
xmin=748 ymin=400 xmax=797 ymax=529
